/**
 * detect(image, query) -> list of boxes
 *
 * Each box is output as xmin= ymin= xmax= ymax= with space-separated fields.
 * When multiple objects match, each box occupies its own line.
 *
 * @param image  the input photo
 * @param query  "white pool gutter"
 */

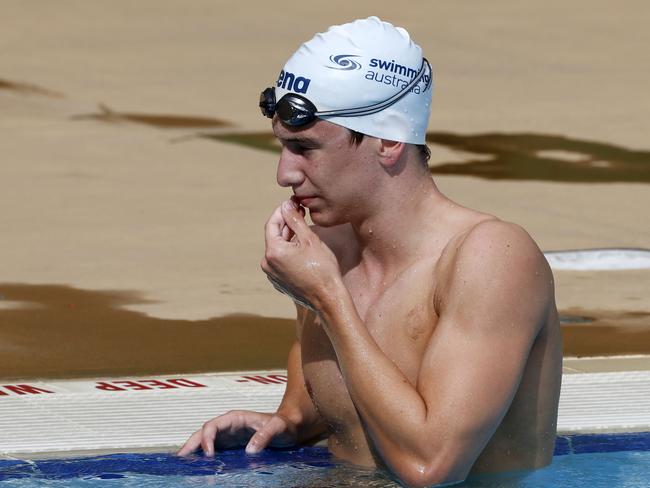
xmin=0 ymin=368 xmax=648 ymax=458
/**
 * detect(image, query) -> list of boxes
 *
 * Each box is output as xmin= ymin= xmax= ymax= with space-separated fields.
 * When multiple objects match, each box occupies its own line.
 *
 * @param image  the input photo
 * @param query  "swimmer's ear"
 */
xmin=377 ymin=138 xmax=406 ymax=170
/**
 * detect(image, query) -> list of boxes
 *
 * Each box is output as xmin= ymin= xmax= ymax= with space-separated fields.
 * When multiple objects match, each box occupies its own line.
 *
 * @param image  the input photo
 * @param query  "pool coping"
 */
xmin=1 ymin=367 xmax=649 ymax=459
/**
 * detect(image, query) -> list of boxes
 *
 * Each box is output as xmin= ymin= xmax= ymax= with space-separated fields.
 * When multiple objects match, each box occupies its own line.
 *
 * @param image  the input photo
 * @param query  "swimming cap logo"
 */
xmin=277 ymin=70 xmax=311 ymax=94
xmin=327 ymin=54 xmax=362 ymax=71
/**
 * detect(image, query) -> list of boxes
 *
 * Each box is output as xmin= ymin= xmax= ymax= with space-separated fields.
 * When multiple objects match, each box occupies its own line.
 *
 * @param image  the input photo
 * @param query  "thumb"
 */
xmin=281 ymin=200 xmax=311 ymax=239
xmin=245 ymin=416 xmax=284 ymax=454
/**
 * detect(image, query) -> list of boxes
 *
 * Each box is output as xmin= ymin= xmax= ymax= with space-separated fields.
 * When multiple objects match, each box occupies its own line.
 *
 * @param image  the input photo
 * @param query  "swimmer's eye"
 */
xmin=285 ymin=141 xmax=319 ymax=155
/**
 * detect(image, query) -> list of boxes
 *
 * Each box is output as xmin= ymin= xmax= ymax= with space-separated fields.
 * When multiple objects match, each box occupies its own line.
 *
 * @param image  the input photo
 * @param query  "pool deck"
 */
xmin=1 ymin=363 xmax=649 ymax=460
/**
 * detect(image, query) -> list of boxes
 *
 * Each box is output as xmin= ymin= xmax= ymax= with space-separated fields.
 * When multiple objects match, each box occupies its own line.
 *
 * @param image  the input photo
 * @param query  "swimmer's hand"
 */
xmin=262 ymin=199 xmax=342 ymax=313
xmin=280 ymin=196 xmax=306 ymax=241
xmin=177 ymin=410 xmax=299 ymax=457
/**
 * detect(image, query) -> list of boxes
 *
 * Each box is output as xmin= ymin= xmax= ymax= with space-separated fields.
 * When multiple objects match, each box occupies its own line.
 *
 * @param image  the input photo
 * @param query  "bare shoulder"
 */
xmin=436 ymin=219 xmax=554 ymax=326
xmin=459 ymin=219 xmax=545 ymax=263
xmin=439 ymin=219 xmax=548 ymax=278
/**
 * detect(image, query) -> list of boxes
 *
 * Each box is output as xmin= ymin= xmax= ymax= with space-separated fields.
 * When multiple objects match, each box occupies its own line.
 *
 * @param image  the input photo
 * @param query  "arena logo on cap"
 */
xmin=326 ymin=54 xmax=362 ymax=71
xmin=365 ymin=58 xmax=430 ymax=94
xmin=277 ymin=70 xmax=311 ymax=94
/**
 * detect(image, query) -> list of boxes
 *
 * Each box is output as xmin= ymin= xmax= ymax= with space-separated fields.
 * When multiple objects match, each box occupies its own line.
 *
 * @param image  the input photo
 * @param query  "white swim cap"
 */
xmin=273 ymin=16 xmax=433 ymax=144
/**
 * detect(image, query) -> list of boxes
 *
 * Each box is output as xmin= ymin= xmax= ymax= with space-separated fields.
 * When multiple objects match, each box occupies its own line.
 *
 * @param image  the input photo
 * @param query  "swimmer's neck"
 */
xmin=348 ymin=177 xmax=450 ymax=272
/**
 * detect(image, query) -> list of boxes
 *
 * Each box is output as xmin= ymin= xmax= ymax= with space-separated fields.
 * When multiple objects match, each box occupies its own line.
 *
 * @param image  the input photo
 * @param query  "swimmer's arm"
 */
xmin=266 ymin=340 xmax=326 ymax=444
xmin=177 ymin=336 xmax=325 ymax=456
xmin=246 ymin=309 xmax=326 ymax=452
xmin=319 ymin=222 xmax=554 ymax=487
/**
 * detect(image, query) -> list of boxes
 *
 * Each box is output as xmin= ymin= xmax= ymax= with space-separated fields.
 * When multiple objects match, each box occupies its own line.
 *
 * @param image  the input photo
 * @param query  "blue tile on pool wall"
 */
xmin=569 ymin=432 xmax=650 ymax=454
xmin=0 ymin=434 xmax=649 ymax=481
xmin=553 ymin=436 xmax=572 ymax=455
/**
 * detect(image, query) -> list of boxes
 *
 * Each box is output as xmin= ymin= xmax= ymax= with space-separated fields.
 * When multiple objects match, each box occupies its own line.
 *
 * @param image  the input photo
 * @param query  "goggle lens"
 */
xmin=259 ymin=87 xmax=276 ymax=118
xmin=259 ymin=88 xmax=318 ymax=127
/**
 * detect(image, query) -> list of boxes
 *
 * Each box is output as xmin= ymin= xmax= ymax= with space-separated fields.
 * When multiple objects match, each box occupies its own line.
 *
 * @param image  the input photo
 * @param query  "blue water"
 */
xmin=0 ymin=433 xmax=648 ymax=487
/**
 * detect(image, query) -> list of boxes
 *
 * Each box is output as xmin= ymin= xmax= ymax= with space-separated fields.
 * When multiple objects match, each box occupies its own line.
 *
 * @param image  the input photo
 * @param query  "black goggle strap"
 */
xmin=315 ymin=57 xmax=431 ymax=119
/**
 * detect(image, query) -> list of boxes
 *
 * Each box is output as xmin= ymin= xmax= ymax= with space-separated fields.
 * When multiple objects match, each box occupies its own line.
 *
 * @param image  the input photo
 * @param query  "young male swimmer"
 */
xmin=180 ymin=17 xmax=562 ymax=487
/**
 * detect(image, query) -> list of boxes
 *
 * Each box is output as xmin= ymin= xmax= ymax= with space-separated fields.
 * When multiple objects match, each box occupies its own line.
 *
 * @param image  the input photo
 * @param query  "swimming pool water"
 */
xmin=1 ymin=432 xmax=648 ymax=487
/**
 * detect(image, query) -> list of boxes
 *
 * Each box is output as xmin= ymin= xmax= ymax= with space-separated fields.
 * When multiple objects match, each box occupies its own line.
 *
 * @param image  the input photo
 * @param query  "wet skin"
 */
xmin=299 ymin=223 xmax=562 ymax=475
xmin=180 ymin=119 xmax=562 ymax=487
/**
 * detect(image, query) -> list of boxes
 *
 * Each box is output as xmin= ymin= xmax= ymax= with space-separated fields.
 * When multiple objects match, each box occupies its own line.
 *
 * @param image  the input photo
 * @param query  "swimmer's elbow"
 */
xmin=390 ymin=453 xmax=467 ymax=488
xmin=395 ymin=468 xmax=464 ymax=488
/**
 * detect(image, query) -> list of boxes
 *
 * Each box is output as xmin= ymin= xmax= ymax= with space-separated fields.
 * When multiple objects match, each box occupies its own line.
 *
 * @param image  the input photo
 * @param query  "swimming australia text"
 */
xmin=366 ymin=58 xmax=431 ymax=93
xmin=369 ymin=58 xmax=418 ymax=78
xmin=276 ymin=70 xmax=311 ymax=94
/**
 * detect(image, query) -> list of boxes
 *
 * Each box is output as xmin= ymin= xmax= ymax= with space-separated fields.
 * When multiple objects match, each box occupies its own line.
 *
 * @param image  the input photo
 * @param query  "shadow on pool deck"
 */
xmin=0 ymin=78 xmax=64 ymax=98
xmin=60 ymin=101 xmax=650 ymax=183
xmin=0 ymin=284 xmax=648 ymax=380
xmin=201 ymin=131 xmax=650 ymax=183
xmin=0 ymin=284 xmax=294 ymax=381
xmin=72 ymin=104 xmax=234 ymax=129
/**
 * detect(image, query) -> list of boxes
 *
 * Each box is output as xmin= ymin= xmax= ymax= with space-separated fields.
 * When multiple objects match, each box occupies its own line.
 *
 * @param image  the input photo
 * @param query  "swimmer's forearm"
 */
xmin=276 ymin=388 xmax=327 ymax=444
xmin=318 ymin=287 xmax=443 ymax=484
xmin=276 ymin=340 xmax=327 ymax=443
xmin=319 ymin=292 xmax=429 ymax=434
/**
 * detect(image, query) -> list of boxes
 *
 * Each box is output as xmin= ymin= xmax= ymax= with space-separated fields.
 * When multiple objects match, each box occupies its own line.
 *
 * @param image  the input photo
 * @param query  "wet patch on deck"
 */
xmin=562 ymin=309 xmax=650 ymax=357
xmin=0 ymin=284 xmax=648 ymax=380
xmin=559 ymin=314 xmax=595 ymax=325
xmin=0 ymin=284 xmax=293 ymax=381
xmin=202 ymin=131 xmax=650 ymax=183
xmin=425 ymin=132 xmax=650 ymax=183
xmin=72 ymin=104 xmax=234 ymax=129
xmin=0 ymin=78 xmax=64 ymax=98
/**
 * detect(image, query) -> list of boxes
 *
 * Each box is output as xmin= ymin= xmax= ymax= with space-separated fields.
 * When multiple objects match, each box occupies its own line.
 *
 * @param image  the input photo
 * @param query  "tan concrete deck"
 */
xmin=1 ymin=1 xmax=648 ymax=380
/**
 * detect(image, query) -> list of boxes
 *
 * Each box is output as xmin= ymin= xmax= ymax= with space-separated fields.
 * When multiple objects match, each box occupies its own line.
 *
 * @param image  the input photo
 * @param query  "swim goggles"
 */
xmin=259 ymin=58 xmax=431 ymax=127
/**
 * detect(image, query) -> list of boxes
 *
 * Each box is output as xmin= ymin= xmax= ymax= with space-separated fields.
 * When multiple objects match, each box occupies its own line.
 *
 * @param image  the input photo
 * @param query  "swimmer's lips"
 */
xmin=294 ymin=196 xmax=318 ymax=207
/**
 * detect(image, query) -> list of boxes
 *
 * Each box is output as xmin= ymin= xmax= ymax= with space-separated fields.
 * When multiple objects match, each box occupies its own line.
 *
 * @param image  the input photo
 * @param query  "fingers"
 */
xmin=177 ymin=429 xmax=202 ymax=456
xmin=281 ymin=223 xmax=293 ymax=241
xmin=178 ymin=413 xmax=292 ymax=457
xmin=265 ymin=205 xmax=286 ymax=247
xmin=281 ymin=200 xmax=311 ymax=239
xmin=245 ymin=415 xmax=287 ymax=454
xmin=177 ymin=413 xmax=234 ymax=457
xmin=292 ymin=196 xmax=307 ymax=219
xmin=267 ymin=200 xmax=306 ymax=244
xmin=199 ymin=419 xmax=220 ymax=457
xmin=178 ymin=411 xmax=275 ymax=458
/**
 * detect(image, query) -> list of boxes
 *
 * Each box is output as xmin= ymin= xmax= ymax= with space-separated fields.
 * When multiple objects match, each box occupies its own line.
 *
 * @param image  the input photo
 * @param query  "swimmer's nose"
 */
xmin=276 ymin=147 xmax=305 ymax=188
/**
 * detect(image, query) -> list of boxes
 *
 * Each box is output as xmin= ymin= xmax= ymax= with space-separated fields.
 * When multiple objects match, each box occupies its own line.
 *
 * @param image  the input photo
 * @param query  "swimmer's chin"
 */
xmin=307 ymin=210 xmax=349 ymax=228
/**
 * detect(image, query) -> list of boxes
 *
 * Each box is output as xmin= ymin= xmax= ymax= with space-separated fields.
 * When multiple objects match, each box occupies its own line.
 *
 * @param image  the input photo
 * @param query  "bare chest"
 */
xmin=300 ymin=263 xmax=438 ymax=438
